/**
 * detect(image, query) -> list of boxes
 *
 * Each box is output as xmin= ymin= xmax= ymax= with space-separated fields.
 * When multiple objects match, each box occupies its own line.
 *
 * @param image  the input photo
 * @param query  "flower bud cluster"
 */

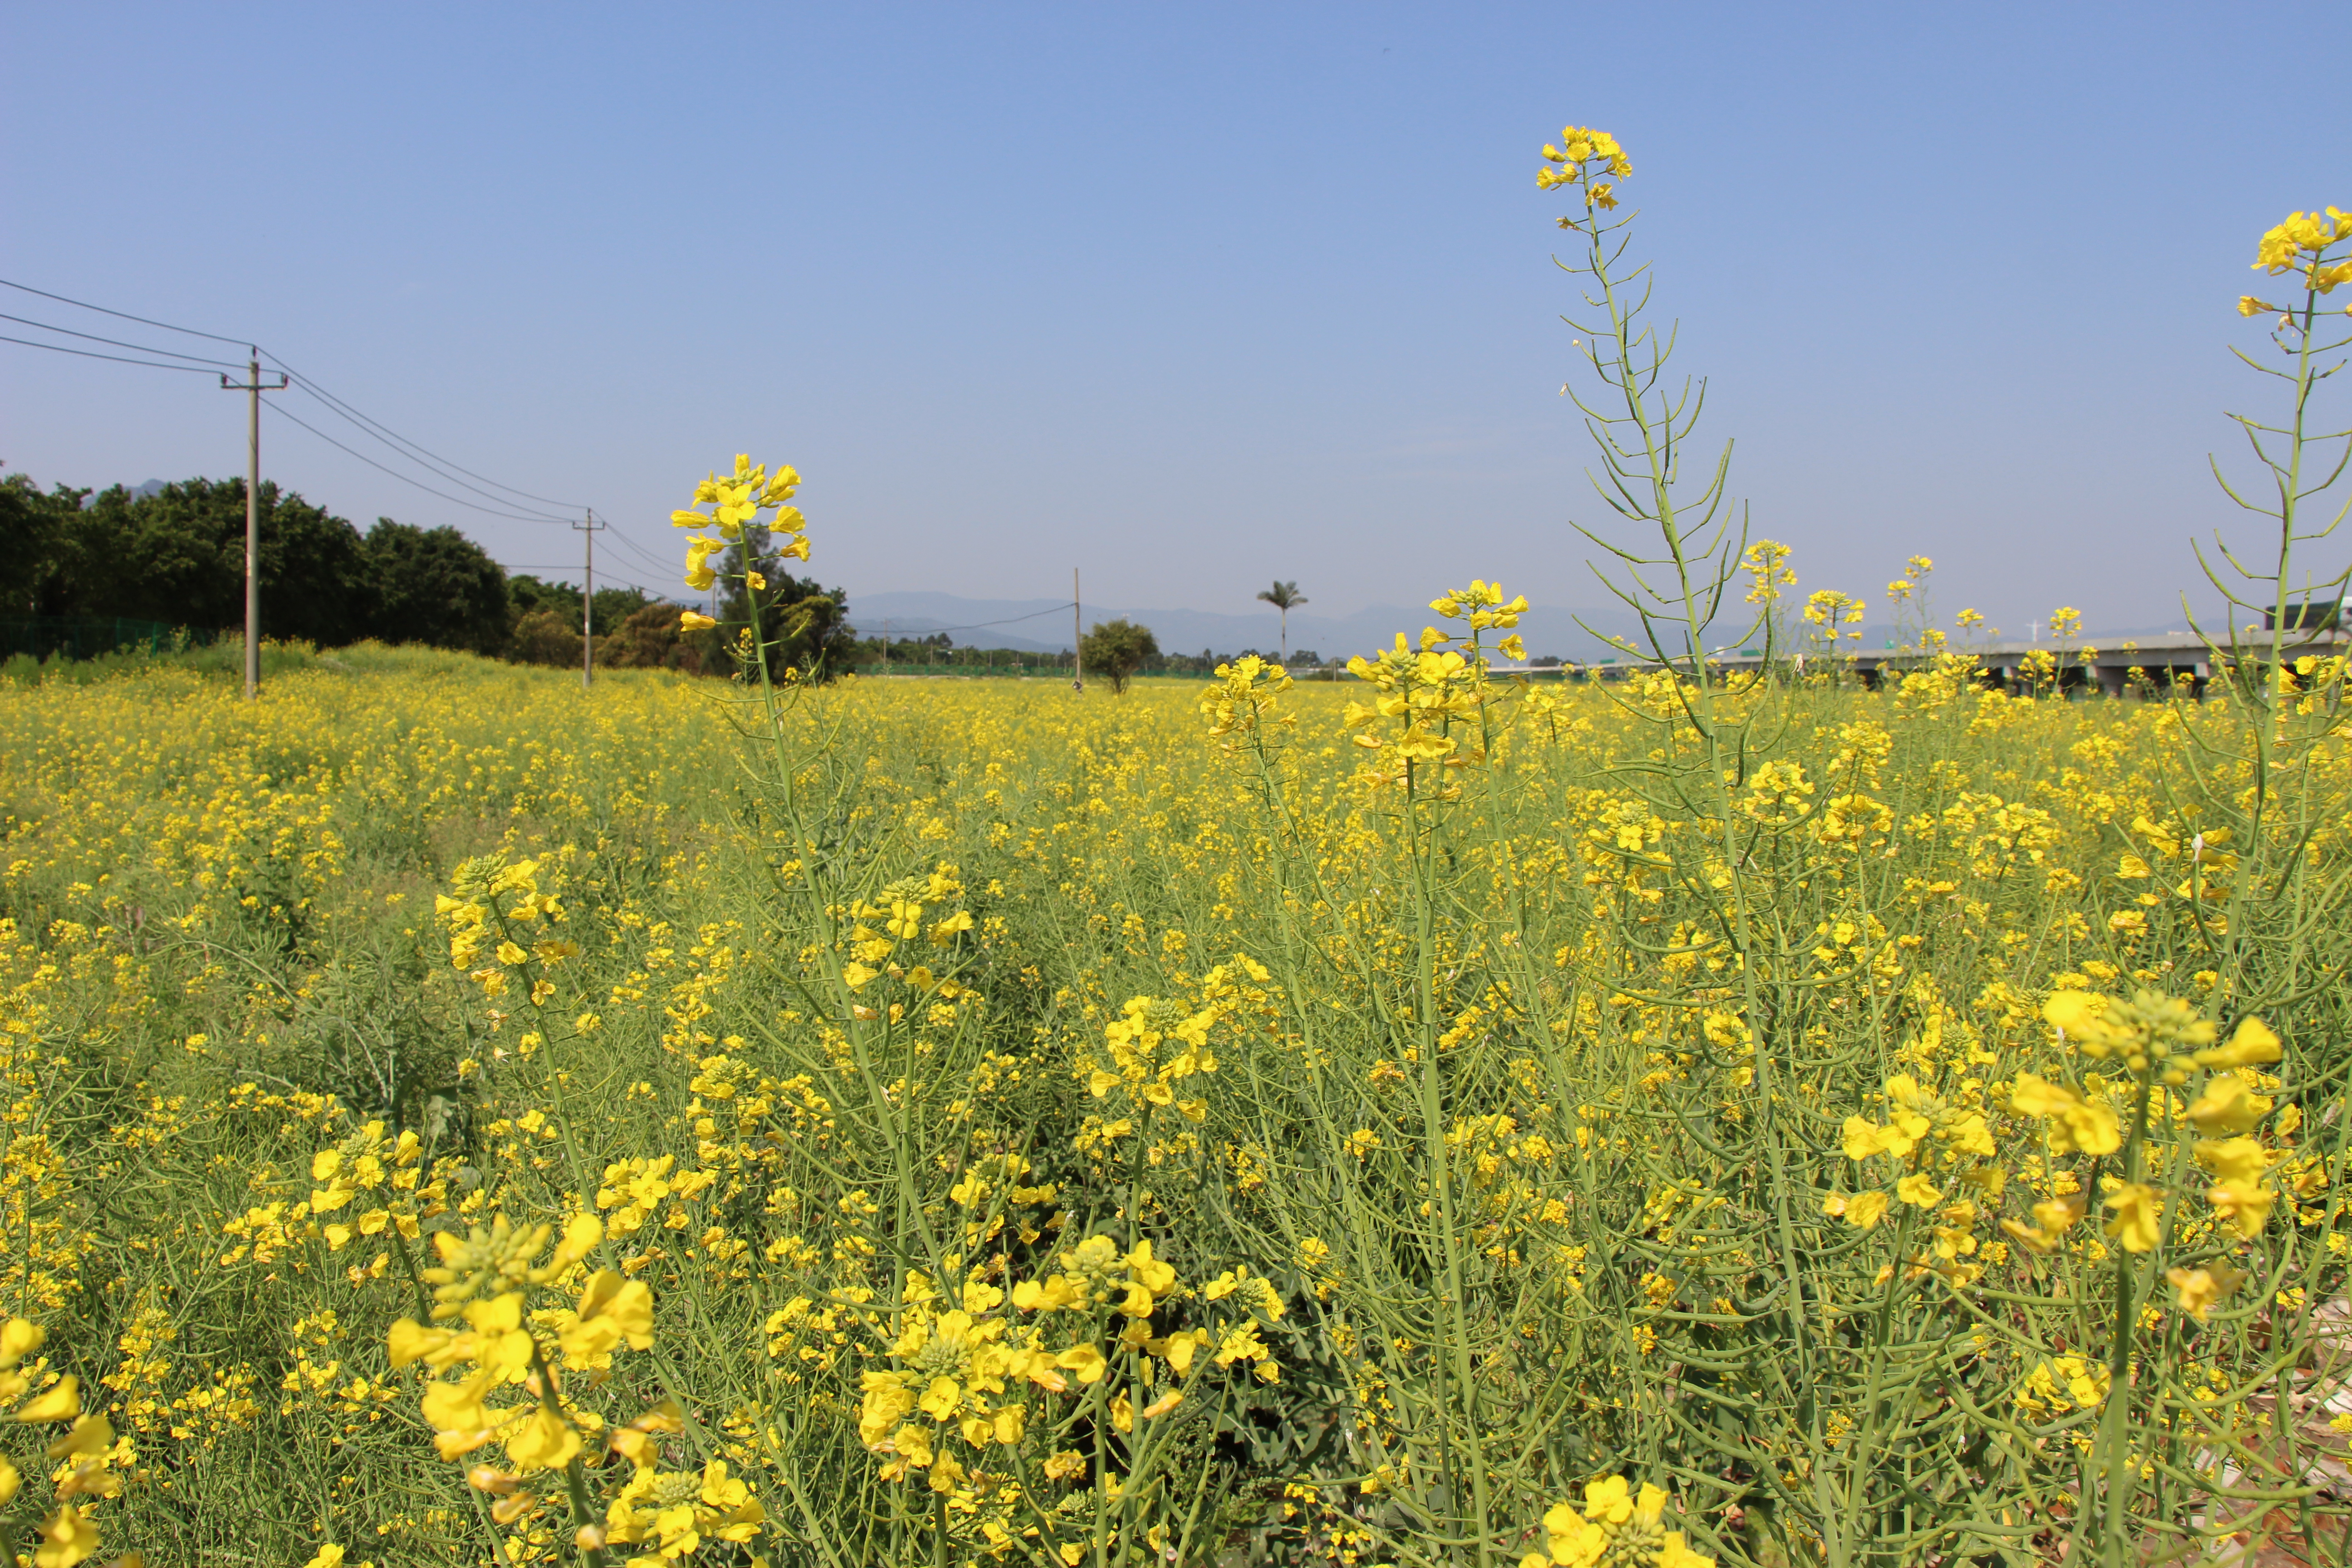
xmin=839 ymin=867 xmax=976 ymax=996
xmin=855 ymin=1238 xmax=1283 ymax=1562
xmin=1342 ymin=581 xmax=1528 ymax=790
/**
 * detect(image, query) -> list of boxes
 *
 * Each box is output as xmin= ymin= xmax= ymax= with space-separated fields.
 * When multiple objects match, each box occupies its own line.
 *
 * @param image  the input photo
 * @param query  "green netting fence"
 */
xmin=0 ymin=617 xmax=223 ymax=662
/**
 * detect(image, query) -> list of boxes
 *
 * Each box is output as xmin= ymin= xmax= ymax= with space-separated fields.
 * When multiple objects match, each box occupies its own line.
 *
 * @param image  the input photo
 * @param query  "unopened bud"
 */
xmin=576 ymin=1525 xmax=608 ymax=1551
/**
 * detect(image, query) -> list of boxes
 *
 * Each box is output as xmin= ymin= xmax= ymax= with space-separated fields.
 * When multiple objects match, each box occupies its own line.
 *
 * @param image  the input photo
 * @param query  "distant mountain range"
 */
xmin=843 ymin=591 xmax=1655 ymax=661
xmin=843 ymin=591 xmax=2213 ymax=664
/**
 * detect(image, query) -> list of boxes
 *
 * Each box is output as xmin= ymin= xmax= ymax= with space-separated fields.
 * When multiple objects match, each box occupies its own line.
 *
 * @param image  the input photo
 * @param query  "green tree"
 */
xmin=507 ymin=574 xmax=580 ymax=620
xmin=509 ymin=609 xmax=581 ymax=668
xmin=1255 ymin=579 xmax=1307 ymax=663
xmin=59 ymin=478 xmax=367 ymax=644
xmin=0 ymin=470 xmax=82 ymax=615
xmin=1079 ymin=617 xmax=1159 ymax=694
xmin=361 ymin=519 xmax=511 ymax=653
xmin=503 ymin=575 xmax=662 ymax=667
xmin=599 ymin=601 xmax=710 ymax=675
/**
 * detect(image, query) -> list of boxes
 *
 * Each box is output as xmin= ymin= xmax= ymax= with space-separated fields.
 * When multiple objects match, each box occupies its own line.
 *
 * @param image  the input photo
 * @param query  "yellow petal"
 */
xmin=2201 ymin=1016 xmax=2282 ymax=1068
xmin=0 ymin=1320 xmax=43 ymax=1369
xmin=13 ymin=1377 xmax=79 ymax=1424
xmin=505 ymin=1406 xmax=582 ymax=1472
xmin=34 ymin=1503 xmax=98 ymax=1568
xmin=45 ymin=1414 xmax=113 ymax=1462
xmin=2043 ymin=991 xmax=2107 ymax=1036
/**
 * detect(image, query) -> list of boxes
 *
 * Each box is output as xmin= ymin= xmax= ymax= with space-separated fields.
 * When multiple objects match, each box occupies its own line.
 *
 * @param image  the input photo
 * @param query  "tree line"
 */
xmin=0 ymin=470 xmax=856 ymax=676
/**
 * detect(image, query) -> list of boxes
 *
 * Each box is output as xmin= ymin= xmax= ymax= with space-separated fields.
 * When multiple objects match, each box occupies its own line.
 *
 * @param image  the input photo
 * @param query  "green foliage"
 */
xmin=362 ymin=519 xmax=513 ymax=656
xmin=599 ymin=600 xmax=712 ymax=674
xmin=10 ymin=474 xmax=521 ymax=656
xmin=508 ymin=607 xmax=582 ymax=668
xmin=506 ymin=573 xmax=579 ymax=620
xmin=55 ymin=478 xmax=370 ymax=645
xmin=0 ymin=471 xmax=79 ymax=615
xmin=0 ymin=475 xmax=734 ymax=667
xmin=1081 ymin=617 xmax=1160 ymax=694
xmin=714 ymin=524 xmax=856 ymax=678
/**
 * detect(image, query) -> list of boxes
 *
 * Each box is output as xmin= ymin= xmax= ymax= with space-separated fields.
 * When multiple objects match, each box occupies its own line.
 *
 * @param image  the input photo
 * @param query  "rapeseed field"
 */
xmin=2 ymin=130 xmax=2348 ymax=1568
xmin=3 ymin=627 xmax=2347 ymax=1568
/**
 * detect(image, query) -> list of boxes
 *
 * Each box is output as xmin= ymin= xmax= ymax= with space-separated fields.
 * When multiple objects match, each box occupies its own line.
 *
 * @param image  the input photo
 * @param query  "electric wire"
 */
xmin=273 ymin=374 xmax=578 ymax=523
xmin=261 ymin=349 xmax=587 ymax=514
xmin=499 ymin=565 xmax=674 ymax=600
xmin=0 ymin=277 xmax=250 ymax=347
xmin=8 ymin=288 xmax=1069 ymax=648
xmin=0 ymin=276 xmax=590 ymax=525
xmin=0 ymin=312 xmax=248 ymax=368
xmin=6 ymin=277 xmax=685 ymax=573
xmin=265 ymin=402 xmax=592 ymax=525
xmin=847 ymin=603 xmax=1078 ymax=638
xmin=0 ymin=333 xmax=223 ymax=373
xmin=601 ymin=529 xmax=683 ymax=578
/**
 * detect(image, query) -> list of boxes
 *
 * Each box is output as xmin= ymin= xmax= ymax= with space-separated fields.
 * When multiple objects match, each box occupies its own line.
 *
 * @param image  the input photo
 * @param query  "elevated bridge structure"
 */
xmin=1494 ymin=629 xmax=2348 ymax=697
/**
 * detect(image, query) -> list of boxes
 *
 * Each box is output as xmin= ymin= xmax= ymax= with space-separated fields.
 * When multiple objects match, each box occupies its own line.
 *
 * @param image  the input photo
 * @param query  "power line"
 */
xmin=0 ymin=275 xmax=590 ymax=524
xmin=499 ymin=564 xmax=675 ymax=599
xmin=265 ymin=401 xmax=590 ymax=524
xmin=0 ymin=276 xmax=250 ymax=347
xmin=847 ymin=603 xmax=1078 ymax=638
xmin=0 ymin=333 xmax=224 ymax=373
xmin=274 ymin=375 xmax=577 ymax=523
xmin=261 ymin=349 xmax=588 ymax=513
xmin=3 ymin=277 xmax=688 ymax=579
xmin=0 ymin=311 xmax=248 ymax=368
xmin=600 ymin=527 xmax=679 ymax=576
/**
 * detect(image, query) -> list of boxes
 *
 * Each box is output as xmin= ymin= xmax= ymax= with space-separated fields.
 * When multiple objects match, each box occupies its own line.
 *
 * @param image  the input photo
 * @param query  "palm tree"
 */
xmin=1256 ymin=580 xmax=1307 ymax=664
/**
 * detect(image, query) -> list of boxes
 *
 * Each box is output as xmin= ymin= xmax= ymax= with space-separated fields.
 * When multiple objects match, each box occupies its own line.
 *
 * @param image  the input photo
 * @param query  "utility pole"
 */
xmin=1073 ymin=568 xmax=1083 ymax=693
xmin=218 ymin=348 xmax=286 ymax=699
xmin=882 ymin=619 xmax=890 ymax=678
xmin=573 ymin=511 xmax=607 ymax=689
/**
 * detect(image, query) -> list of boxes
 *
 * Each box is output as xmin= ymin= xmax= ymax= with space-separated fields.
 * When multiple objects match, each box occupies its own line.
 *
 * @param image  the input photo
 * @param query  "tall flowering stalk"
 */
xmin=1544 ymin=123 xmax=1839 ymax=1555
xmin=2185 ymin=207 xmax=2352 ymax=982
xmin=672 ymin=456 xmax=956 ymax=1279
xmin=2211 ymin=205 xmax=2352 ymax=708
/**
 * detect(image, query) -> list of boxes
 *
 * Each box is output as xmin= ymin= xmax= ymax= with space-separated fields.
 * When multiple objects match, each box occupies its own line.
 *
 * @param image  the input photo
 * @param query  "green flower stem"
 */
xmin=2094 ymin=1067 xmax=2157 ymax=1565
xmin=1405 ymin=766 xmax=1497 ymax=1568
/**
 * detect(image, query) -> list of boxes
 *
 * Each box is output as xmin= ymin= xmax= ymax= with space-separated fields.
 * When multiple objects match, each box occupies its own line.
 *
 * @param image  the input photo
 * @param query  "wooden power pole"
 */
xmin=1073 ymin=568 xmax=1083 ymax=693
xmin=573 ymin=510 xmax=606 ymax=688
xmin=218 ymin=349 xmax=285 ymax=699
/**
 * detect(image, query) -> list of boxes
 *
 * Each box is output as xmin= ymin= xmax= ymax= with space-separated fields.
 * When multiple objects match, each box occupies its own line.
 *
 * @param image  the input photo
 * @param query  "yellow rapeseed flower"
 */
xmin=2252 ymin=206 xmax=2352 ymax=289
xmin=2166 ymin=1263 xmax=2245 ymax=1322
xmin=2101 ymin=1180 xmax=2162 ymax=1254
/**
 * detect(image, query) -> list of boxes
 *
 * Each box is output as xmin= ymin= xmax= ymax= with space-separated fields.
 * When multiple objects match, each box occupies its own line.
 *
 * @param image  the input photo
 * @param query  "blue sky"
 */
xmin=3 ymin=1 xmax=2346 ymax=637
